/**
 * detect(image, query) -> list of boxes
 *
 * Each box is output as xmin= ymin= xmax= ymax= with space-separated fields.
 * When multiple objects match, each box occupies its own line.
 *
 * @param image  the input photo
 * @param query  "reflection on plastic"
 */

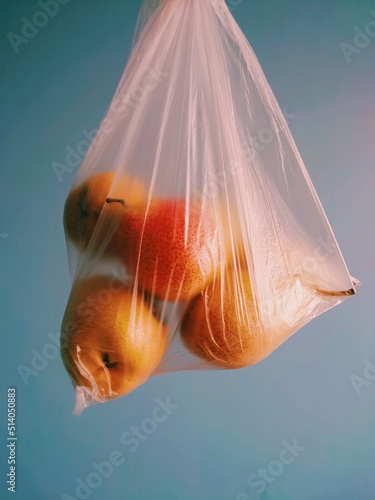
xmin=60 ymin=0 xmax=357 ymax=413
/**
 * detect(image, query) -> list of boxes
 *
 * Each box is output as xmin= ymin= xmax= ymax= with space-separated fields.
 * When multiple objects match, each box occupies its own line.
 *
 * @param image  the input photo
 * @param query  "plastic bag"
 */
xmin=60 ymin=0 xmax=357 ymax=414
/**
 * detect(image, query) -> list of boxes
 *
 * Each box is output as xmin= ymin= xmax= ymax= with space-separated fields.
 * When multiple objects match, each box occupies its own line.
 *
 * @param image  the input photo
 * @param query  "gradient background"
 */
xmin=1 ymin=0 xmax=374 ymax=499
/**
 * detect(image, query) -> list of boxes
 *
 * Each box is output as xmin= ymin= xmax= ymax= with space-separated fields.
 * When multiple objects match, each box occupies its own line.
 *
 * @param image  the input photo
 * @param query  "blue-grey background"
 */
xmin=1 ymin=0 xmax=374 ymax=499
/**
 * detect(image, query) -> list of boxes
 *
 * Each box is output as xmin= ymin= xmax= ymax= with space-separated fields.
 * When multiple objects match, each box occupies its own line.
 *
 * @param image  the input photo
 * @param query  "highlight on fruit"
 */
xmin=60 ymin=275 xmax=168 ymax=414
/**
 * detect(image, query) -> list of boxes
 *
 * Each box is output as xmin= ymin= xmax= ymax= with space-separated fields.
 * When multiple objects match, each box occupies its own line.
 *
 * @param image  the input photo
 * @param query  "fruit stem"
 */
xmin=314 ymin=286 xmax=356 ymax=297
xmin=106 ymin=198 xmax=125 ymax=205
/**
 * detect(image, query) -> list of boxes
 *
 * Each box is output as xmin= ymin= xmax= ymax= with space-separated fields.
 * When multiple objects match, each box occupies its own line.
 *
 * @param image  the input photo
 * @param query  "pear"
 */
xmin=116 ymin=199 xmax=222 ymax=302
xmin=64 ymin=172 xmax=223 ymax=301
xmin=64 ymin=171 xmax=145 ymax=254
xmin=61 ymin=275 xmax=168 ymax=403
xmin=180 ymin=266 xmax=286 ymax=368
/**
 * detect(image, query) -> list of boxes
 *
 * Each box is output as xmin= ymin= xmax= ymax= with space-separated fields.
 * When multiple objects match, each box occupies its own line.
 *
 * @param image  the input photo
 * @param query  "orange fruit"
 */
xmin=181 ymin=266 xmax=278 ymax=368
xmin=117 ymin=199 xmax=222 ymax=301
xmin=61 ymin=275 xmax=168 ymax=401
xmin=64 ymin=171 xmax=145 ymax=254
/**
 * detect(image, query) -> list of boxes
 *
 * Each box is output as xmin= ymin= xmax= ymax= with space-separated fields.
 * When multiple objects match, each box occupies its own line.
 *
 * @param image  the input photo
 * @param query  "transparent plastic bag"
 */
xmin=60 ymin=0 xmax=357 ymax=414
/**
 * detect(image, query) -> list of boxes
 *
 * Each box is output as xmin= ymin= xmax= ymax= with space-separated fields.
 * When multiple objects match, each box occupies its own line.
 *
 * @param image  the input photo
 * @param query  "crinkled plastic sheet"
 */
xmin=61 ymin=0 xmax=357 ymax=414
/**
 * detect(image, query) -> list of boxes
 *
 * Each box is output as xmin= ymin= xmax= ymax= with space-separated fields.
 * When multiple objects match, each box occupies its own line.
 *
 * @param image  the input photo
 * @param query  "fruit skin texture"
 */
xmin=118 ymin=199 xmax=222 ymax=302
xmin=180 ymin=268 xmax=282 ymax=368
xmin=64 ymin=171 xmax=145 ymax=254
xmin=61 ymin=276 xmax=167 ymax=401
